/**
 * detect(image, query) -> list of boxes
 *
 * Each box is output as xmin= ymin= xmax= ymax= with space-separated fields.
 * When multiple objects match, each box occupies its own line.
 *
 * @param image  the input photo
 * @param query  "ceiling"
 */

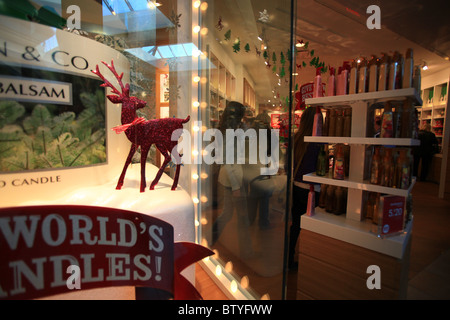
xmin=219 ymin=0 xmax=450 ymax=104
xmin=332 ymin=0 xmax=450 ymax=61
xmin=26 ymin=0 xmax=450 ymax=106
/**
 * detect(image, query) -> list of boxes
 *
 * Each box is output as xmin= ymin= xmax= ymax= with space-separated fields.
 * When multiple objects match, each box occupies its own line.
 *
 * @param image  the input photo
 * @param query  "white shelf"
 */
xmin=303 ymin=173 xmax=416 ymax=197
xmin=305 ymin=136 xmax=420 ymax=146
xmin=300 ymin=87 xmax=419 ymax=259
xmin=301 ymin=208 xmax=413 ymax=258
xmin=305 ymin=88 xmax=422 ymax=107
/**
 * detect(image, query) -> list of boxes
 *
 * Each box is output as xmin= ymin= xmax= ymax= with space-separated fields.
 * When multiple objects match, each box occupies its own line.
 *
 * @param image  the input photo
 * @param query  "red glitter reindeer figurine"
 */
xmin=92 ymin=60 xmax=189 ymax=192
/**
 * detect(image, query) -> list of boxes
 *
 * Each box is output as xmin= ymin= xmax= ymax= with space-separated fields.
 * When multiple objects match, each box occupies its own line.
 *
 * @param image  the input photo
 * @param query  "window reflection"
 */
xmin=199 ymin=0 xmax=293 ymax=299
xmin=0 ymin=0 xmax=294 ymax=300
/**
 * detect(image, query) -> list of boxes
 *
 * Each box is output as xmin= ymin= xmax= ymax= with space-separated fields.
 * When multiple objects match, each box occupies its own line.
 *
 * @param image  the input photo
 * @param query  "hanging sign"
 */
xmin=0 ymin=205 xmax=212 ymax=300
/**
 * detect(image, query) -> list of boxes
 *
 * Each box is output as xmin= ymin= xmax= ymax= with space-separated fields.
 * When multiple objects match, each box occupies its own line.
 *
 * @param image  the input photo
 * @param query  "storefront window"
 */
xmin=197 ymin=0 xmax=295 ymax=300
xmin=0 ymin=0 xmax=296 ymax=299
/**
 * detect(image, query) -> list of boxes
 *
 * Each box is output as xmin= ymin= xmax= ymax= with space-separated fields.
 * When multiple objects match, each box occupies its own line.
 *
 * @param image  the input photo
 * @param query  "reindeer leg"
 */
xmin=116 ymin=143 xmax=137 ymax=190
xmin=150 ymin=146 xmax=171 ymax=190
xmin=172 ymin=164 xmax=180 ymax=190
xmin=140 ymin=145 xmax=150 ymax=193
xmin=171 ymin=149 xmax=182 ymax=190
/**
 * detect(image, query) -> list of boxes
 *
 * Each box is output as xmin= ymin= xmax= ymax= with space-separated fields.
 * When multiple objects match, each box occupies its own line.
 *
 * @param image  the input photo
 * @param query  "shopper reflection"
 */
xmin=246 ymin=112 xmax=274 ymax=229
xmin=413 ymin=123 xmax=439 ymax=181
xmin=212 ymin=101 xmax=253 ymax=258
xmin=288 ymin=106 xmax=320 ymax=269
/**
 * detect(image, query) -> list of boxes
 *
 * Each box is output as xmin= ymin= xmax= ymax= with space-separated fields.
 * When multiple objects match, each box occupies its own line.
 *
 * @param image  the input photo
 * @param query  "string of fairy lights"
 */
xmin=190 ymin=0 xmax=270 ymax=300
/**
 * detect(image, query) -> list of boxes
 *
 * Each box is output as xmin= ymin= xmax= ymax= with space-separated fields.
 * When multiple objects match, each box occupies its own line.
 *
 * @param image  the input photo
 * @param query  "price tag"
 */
xmin=379 ymin=195 xmax=405 ymax=236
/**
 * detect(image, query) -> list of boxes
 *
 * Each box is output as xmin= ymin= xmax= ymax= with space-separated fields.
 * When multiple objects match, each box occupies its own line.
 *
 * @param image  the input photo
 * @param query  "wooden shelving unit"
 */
xmin=417 ymin=82 xmax=448 ymax=152
xmin=206 ymin=49 xmax=236 ymax=128
xmin=416 ymin=71 xmax=450 ymax=198
xmin=243 ymin=77 xmax=255 ymax=111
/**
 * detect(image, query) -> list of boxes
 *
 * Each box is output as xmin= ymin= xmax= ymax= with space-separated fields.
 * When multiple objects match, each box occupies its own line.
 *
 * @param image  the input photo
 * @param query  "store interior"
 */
xmin=0 ymin=0 xmax=449 ymax=300
xmin=198 ymin=0 xmax=450 ymax=300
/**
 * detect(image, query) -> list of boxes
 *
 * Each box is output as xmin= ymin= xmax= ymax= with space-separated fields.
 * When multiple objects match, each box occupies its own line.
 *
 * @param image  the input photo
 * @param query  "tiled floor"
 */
xmin=406 ymin=181 xmax=450 ymax=299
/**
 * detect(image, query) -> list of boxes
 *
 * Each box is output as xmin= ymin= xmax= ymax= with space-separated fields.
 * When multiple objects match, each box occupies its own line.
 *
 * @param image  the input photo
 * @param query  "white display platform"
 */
xmin=301 ymin=209 xmax=412 ymax=259
xmin=21 ymin=163 xmax=194 ymax=243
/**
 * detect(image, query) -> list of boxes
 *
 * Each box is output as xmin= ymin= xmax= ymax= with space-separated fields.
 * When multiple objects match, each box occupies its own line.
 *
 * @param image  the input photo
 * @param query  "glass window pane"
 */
xmin=0 ymin=0 xmax=295 ymax=300
xmin=198 ymin=0 xmax=294 ymax=300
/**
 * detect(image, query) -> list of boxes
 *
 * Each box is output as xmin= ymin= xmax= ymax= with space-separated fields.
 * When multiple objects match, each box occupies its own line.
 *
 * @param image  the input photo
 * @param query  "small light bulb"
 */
xmin=225 ymin=261 xmax=233 ymax=272
xmin=215 ymin=265 xmax=222 ymax=276
xmin=261 ymin=293 xmax=270 ymax=300
xmin=241 ymin=276 xmax=249 ymax=289
xmin=230 ymin=280 xmax=238 ymax=293
xmin=193 ymin=25 xmax=201 ymax=33
xmin=193 ymin=0 xmax=201 ymax=8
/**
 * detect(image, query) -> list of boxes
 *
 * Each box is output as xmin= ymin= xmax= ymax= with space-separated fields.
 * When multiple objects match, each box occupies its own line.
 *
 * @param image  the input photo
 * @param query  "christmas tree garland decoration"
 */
xmin=224 ymin=29 xmax=231 ymax=41
xmin=216 ymin=21 xmax=329 ymax=76
xmin=232 ymin=38 xmax=241 ymax=53
xmin=212 ymin=12 xmax=333 ymax=107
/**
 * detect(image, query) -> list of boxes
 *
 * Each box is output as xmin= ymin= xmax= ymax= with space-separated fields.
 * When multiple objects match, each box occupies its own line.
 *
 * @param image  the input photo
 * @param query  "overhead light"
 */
xmin=296 ymin=40 xmax=305 ymax=48
xmin=147 ymin=0 xmax=162 ymax=8
xmin=422 ymin=62 xmax=428 ymax=71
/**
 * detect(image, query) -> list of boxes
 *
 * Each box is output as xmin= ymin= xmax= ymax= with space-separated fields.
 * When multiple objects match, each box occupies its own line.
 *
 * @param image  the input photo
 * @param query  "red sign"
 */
xmin=270 ymin=113 xmax=281 ymax=129
xmin=0 ymin=205 xmax=212 ymax=300
xmin=295 ymin=82 xmax=325 ymax=110
xmin=377 ymin=195 xmax=405 ymax=236
xmin=294 ymin=112 xmax=302 ymax=127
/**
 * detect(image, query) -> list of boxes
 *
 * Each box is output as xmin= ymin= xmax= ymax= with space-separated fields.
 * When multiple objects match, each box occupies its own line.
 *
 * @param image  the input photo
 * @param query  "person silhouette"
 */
xmin=288 ymin=106 xmax=320 ymax=269
xmin=212 ymin=101 xmax=253 ymax=258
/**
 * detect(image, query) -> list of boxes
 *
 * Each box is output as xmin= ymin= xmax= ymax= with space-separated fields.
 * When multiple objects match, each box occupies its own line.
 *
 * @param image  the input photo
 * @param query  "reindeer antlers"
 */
xmin=91 ymin=60 xmax=126 ymax=96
